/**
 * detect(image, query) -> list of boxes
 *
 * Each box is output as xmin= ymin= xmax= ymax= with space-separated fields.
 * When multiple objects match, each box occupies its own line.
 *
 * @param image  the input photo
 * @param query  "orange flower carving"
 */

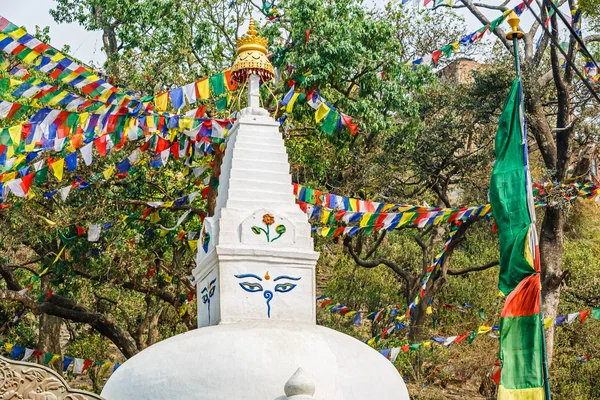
xmin=262 ymin=214 xmax=275 ymax=225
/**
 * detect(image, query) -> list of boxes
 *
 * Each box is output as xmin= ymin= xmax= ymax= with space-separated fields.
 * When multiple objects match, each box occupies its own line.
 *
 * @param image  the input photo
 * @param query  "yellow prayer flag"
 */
xmin=8 ymin=125 xmax=21 ymax=147
xmin=53 ymin=245 xmax=66 ymax=264
xmin=6 ymin=145 xmax=14 ymax=159
xmin=25 ymin=143 xmax=35 ymax=152
xmin=179 ymin=304 xmax=188 ymax=317
xmin=477 ymin=326 xmax=492 ymax=335
xmin=450 ymin=41 xmax=460 ymax=52
xmin=103 ymin=165 xmax=115 ymax=180
xmin=97 ymin=90 xmax=112 ymax=103
xmin=155 ymin=92 xmax=168 ymax=112
xmin=367 ymin=337 xmax=376 ymax=347
xmin=49 ymin=354 xmax=61 ymax=366
xmin=544 ymin=318 xmax=554 ymax=329
xmin=37 ymin=215 xmax=56 ymax=226
xmin=426 ymin=306 xmax=433 ymax=315
xmin=345 ymin=311 xmax=357 ymax=319
xmin=61 ymin=71 xmax=80 ymax=84
xmin=196 ymin=79 xmax=210 ymax=100
xmin=22 ymin=50 xmax=39 ymax=64
xmin=2 ymin=172 xmax=15 ymax=182
xmin=359 ymin=213 xmax=371 ymax=228
xmin=4 ymin=342 xmax=14 ymax=352
xmin=150 ymin=211 xmax=161 ymax=224
xmin=50 ymin=52 xmax=65 ymax=62
xmin=181 ymin=117 xmax=193 ymax=130
xmin=188 ymin=240 xmax=198 ymax=251
xmin=51 ymin=158 xmax=65 ymax=182
xmin=78 ymin=112 xmax=90 ymax=125
xmin=320 ymin=227 xmax=331 ymax=237
xmin=164 ymin=273 xmax=173 ymax=283
xmin=39 ymin=267 xmax=49 ymax=276
xmin=162 ymin=201 xmax=174 ymax=208
xmin=100 ymin=362 xmax=113 ymax=376
xmin=315 ymin=103 xmax=331 ymax=123
xmin=27 ymin=191 xmax=36 ymax=200
xmin=47 ymin=91 xmax=68 ymax=106
xmin=9 ymin=78 xmax=22 ymax=87
xmin=286 ymin=92 xmax=301 ymax=113
xmin=399 ymin=212 xmax=416 ymax=227
xmin=8 ymin=27 xmax=27 ymax=39
xmin=423 ymin=340 xmax=432 ymax=348
xmin=320 ymin=209 xmax=331 ymax=224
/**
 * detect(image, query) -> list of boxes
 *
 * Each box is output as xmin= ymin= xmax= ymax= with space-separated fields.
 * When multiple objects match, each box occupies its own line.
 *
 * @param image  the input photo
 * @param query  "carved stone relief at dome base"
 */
xmin=0 ymin=356 xmax=103 ymax=400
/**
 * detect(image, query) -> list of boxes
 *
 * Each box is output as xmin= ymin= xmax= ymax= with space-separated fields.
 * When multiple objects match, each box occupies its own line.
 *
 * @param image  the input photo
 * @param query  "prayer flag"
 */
xmin=492 ymin=79 xmax=545 ymax=400
xmin=155 ymin=92 xmax=168 ymax=112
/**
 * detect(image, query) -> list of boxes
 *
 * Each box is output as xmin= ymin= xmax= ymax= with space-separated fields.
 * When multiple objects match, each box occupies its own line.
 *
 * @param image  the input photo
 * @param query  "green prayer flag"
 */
xmin=468 ymin=330 xmax=478 ymax=344
xmin=489 ymin=78 xmax=536 ymax=296
xmin=0 ymin=78 xmax=9 ymax=96
xmin=490 ymin=15 xmax=505 ymax=32
xmin=35 ymin=167 xmax=49 ymax=184
xmin=409 ymin=343 xmax=422 ymax=351
xmin=478 ymin=308 xmax=486 ymax=321
xmin=215 ymin=96 xmax=227 ymax=112
xmin=592 ymin=308 xmax=600 ymax=320
xmin=43 ymin=353 xmax=53 ymax=365
xmin=321 ymin=110 xmax=339 ymax=135
xmin=209 ymin=72 xmax=225 ymax=96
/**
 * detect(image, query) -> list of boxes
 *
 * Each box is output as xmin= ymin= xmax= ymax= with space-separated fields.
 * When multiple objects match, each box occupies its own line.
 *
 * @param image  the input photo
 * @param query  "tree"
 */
xmin=451 ymin=0 xmax=600 ymax=365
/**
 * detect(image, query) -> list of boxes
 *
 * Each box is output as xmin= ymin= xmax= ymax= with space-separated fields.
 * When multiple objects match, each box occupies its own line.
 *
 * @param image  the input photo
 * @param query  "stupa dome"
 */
xmin=101 ymin=322 xmax=409 ymax=399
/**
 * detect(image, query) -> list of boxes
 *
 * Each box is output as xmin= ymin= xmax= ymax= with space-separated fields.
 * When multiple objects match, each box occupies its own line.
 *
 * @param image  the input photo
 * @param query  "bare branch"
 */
xmin=447 ymin=260 xmax=499 ymax=275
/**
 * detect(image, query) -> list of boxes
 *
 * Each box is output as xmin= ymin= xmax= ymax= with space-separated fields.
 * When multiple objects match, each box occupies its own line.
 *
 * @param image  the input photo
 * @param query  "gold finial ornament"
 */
xmin=505 ymin=12 xmax=524 ymax=40
xmin=231 ymin=18 xmax=274 ymax=83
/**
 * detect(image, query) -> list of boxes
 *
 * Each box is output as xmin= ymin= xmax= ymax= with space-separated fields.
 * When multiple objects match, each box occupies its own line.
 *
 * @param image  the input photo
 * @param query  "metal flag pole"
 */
xmin=505 ymin=11 xmax=552 ymax=400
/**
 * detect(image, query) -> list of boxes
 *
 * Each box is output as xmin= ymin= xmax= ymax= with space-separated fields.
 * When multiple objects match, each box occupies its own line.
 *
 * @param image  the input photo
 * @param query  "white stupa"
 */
xmin=101 ymin=20 xmax=410 ymax=400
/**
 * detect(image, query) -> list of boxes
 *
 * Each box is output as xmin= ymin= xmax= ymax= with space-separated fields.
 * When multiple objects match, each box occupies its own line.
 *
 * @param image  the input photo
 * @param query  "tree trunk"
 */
xmin=38 ymin=276 xmax=62 ymax=373
xmin=539 ymin=207 xmax=565 ymax=366
xmin=207 ymin=151 xmax=224 ymax=216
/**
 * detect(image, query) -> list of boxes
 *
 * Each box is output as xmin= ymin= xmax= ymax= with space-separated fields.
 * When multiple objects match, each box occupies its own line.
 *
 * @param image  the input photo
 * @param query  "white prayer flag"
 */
xmin=88 ymin=224 xmax=101 ymax=242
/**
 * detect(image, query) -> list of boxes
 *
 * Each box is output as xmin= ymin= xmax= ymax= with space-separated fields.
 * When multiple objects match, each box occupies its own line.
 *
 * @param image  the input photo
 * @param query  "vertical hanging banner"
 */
xmin=489 ymin=79 xmax=545 ymax=400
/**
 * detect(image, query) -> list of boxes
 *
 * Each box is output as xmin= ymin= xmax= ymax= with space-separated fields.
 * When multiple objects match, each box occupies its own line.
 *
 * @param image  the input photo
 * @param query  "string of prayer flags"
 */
xmin=408 ymin=0 xmax=533 ymax=68
xmin=282 ymin=85 xmax=359 ymax=136
xmin=154 ymin=70 xmax=237 ymax=113
xmin=0 ymin=16 xmax=132 ymax=105
xmin=0 ymin=339 xmax=120 ymax=377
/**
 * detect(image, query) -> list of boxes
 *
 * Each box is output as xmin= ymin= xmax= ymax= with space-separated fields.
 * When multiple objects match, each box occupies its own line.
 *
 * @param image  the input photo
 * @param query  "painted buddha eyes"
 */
xmin=234 ymin=273 xmax=301 ymax=317
xmin=239 ymin=282 xmax=263 ymax=292
xmin=274 ymin=282 xmax=296 ymax=293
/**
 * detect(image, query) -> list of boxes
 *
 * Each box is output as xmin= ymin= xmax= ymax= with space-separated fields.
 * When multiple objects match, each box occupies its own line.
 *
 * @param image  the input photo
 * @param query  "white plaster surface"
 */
xmin=101 ymin=322 xmax=410 ymax=400
xmin=193 ymin=102 xmax=318 ymax=327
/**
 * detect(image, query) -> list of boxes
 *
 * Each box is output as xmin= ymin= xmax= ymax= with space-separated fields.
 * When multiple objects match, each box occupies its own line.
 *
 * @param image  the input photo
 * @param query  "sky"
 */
xmin=0 ymin=0 xmax=571 ymax=67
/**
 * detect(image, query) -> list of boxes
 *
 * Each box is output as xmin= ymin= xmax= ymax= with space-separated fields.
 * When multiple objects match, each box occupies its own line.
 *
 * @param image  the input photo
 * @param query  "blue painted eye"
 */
xmin=239 ymin=282 xmax=263 ymax=293
xmin=274 ymin=283 xmax=297 ymax=293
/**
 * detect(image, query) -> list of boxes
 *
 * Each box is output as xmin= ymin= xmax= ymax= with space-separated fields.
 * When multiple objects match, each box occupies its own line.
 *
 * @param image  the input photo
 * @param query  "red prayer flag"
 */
xmin=580 ymin=309 xmax=590 ymax=323
xmin=19 ymin=172 xmax=34 ymax=195
xmin=94 ymin=136 xmax=107 ymax=157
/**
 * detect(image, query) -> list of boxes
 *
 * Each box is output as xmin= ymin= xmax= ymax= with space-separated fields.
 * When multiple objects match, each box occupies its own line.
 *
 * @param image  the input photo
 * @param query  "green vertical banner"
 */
xmin=489 ymin=78 xmax=545 ymax=400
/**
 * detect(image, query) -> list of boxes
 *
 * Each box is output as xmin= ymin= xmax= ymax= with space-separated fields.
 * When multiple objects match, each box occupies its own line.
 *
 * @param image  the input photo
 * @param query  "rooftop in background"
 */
xmin=438 ymin=58 xmax=486 ymax=84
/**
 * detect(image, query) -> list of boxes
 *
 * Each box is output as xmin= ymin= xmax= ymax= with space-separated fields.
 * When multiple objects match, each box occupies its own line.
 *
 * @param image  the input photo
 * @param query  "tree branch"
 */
xmin=447 ymin=260 xmax=499 ymax=275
